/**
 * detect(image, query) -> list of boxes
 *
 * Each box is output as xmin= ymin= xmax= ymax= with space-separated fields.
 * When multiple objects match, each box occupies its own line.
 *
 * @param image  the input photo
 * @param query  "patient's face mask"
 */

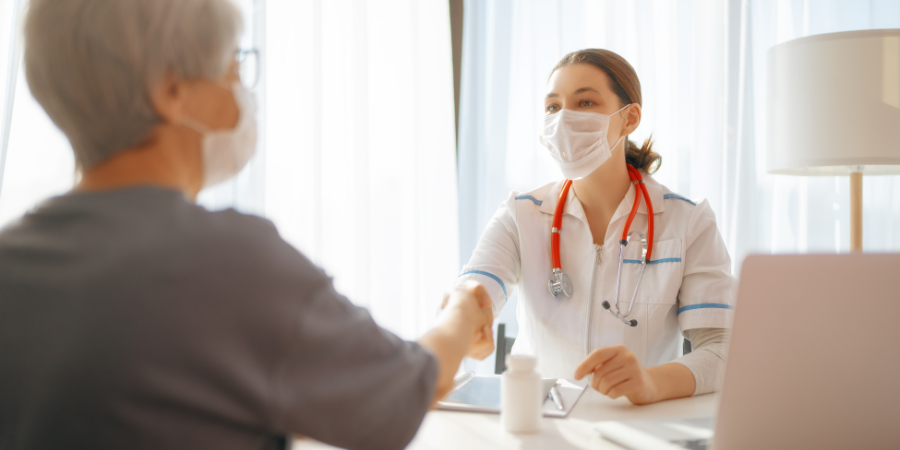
xmin=182 ymin=82 xmax=258 ymax=188
xmin=539 ymin=104 xmax=628 ymax=180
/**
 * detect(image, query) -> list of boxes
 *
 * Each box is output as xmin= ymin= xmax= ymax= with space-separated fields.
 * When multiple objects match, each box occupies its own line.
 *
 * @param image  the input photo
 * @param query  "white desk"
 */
xmin=293 ymin=389 xmax=719 ymax=449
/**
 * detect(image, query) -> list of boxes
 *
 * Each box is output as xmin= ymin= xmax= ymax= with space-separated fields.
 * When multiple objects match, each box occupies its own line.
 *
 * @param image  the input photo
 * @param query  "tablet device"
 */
xmin=437 ymin=375 xmax=587 ymax=417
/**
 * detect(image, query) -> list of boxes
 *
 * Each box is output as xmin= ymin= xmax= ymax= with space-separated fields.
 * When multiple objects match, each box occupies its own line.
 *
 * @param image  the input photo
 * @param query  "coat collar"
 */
xmin=538 ymin=173 xmax=666 ymax=221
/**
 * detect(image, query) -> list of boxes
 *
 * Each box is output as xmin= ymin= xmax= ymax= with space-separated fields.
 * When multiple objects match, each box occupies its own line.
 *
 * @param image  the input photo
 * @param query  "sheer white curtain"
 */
xmin=458 ymin=0 xmax=900 ymax=282
xmin=0 ymin=0 xmax=75 ymax=228
xmin=260 ymin=0 xmax=459 ymax=339
xmin=0 ymin=0 xmax=459 ymax=340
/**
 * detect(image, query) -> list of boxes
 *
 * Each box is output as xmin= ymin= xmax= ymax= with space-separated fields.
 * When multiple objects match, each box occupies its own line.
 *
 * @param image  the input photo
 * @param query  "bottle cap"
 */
xmin=505 ymin=354 xmax=537 ymax=372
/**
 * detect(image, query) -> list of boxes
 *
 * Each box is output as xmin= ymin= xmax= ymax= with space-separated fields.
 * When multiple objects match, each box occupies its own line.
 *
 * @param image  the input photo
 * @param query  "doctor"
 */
xmin=456 ymin=49 xmax=734 ymax=405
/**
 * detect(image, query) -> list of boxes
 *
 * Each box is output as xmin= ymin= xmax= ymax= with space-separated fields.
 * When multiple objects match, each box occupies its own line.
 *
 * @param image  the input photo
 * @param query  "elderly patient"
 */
xmin=0 ymin=1 xmax=494 ymax=449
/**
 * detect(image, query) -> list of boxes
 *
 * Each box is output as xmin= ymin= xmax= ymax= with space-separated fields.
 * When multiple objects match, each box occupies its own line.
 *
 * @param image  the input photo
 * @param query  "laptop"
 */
xmin=595 ymin=254 xmax=900 ymax=450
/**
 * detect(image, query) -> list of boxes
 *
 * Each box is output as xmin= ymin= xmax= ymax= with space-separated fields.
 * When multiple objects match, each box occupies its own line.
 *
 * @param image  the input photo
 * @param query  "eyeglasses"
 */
xmin=236 ymin=49 xmax=260 ymax=90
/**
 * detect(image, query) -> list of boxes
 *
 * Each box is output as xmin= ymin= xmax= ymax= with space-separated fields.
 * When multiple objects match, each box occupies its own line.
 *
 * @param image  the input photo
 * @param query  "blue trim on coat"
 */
xmin=515 ymin=195 xmax=543 ymax=206
xmin=664 ymin=193 xmax=697 ymax=206
xmin=459 ymin=270 xmax=508 ymax=298
xmin=623 ymin=257 xmax=682 ymax=264
xmin=677 ymin=303 xmax=733 ymax=315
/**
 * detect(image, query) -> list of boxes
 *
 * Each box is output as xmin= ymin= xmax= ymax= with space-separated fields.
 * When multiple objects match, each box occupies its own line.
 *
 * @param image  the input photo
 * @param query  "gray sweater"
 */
xmin=0 ymin=186 xmax=437 ymax=450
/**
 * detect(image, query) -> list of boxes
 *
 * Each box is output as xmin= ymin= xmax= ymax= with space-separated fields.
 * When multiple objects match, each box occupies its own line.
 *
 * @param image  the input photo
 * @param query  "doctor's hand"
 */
xmin=574 ymin=345 xmax=663 ymax=405
xmin=440 ymin=282 xmax=495 ymax=360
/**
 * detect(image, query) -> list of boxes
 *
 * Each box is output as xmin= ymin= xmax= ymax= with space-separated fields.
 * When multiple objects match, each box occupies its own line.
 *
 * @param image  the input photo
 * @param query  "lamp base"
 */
xmin=850 ymin=168 xmax=863 ymax=252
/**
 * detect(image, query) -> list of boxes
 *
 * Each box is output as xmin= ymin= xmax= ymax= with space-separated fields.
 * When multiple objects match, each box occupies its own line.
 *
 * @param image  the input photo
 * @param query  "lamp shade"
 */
xmin=768 ymin=29 xmax=900 ymax=176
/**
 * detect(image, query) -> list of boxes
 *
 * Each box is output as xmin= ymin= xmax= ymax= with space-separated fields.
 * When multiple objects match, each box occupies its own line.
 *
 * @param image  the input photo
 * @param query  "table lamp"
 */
xmin=768 ymin=29 xmax=900 ymax=252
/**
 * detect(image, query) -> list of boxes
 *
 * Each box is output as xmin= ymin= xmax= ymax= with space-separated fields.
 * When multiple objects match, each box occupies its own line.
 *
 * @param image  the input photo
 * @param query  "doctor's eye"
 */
xmin=546 ymin=104 xmax=560 ymax=114
xmin=580 ymin=100 xmax=594 ymax=107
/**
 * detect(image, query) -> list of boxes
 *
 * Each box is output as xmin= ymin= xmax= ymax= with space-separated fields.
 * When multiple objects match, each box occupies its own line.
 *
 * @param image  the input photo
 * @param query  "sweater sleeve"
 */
xmin=267 ymin=252 xmax=438 ymax=450
xmin=671 ymin=327 xmax=730 ymax=396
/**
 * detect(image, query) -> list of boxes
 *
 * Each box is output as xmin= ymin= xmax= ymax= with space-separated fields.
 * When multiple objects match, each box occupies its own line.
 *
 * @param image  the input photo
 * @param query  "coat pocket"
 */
xmin=617 ymin=238 xmax=683 ymax=304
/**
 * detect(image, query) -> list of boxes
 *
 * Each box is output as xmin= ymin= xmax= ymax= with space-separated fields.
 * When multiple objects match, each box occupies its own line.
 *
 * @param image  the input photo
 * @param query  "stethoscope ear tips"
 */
xmin=601 ymin=301 xmax=637 ymax=326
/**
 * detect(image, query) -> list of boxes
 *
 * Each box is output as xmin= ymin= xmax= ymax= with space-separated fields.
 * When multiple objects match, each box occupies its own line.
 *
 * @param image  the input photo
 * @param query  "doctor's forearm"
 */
xmin=673 ymin=328 xmax=730 ymax=395
xmin=647 ymin=362 xmax=697 ymax=401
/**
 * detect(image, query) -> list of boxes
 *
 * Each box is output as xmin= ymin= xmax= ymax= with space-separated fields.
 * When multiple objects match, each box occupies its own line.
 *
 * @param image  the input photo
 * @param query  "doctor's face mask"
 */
xmin=539 ymin=105 xmax=628 ymax=180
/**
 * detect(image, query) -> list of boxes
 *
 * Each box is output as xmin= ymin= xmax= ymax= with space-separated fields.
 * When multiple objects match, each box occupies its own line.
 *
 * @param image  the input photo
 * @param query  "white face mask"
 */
xmin=539 ymin=104 xmax=629 ymax=180
xmin=182 ymin=82 xmax=258 ymax=188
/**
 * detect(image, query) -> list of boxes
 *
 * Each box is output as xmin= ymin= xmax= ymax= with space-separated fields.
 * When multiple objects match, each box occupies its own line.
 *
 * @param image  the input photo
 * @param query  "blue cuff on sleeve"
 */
xmin=677 ymin=303 xmax=733 ymax=315
xmin=458 ymin=270 xmax=507 ymax=298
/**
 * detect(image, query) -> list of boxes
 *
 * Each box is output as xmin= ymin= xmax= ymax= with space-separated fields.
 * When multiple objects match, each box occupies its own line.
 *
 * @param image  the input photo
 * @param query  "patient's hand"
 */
xmin=422 ymin=282 xmax=496 ymax=405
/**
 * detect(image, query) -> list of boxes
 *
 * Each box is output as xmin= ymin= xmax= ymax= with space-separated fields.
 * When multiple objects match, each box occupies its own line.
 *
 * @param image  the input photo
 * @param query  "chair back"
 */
xmin=494 ymin=323 xmax=517 ymax=374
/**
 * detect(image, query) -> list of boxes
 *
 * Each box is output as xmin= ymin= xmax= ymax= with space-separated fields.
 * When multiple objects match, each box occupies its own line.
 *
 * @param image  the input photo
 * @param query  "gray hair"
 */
xmin=23 ymin=0 xmax=243 ymax=169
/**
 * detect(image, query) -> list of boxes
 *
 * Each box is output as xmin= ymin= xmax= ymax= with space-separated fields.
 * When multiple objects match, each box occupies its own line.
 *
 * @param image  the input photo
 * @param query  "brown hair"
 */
xmin=551 ymin=49 xmax=661 ymax=174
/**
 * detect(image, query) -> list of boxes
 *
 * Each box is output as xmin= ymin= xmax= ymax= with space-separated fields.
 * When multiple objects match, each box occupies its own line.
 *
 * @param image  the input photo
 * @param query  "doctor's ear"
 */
xmin=621 ymin=103 xmax=642 ymax=136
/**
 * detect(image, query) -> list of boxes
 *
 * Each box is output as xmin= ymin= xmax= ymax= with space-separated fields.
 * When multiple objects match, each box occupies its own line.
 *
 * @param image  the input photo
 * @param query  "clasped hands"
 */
xmin=439 ymin=281 xmax=495 ymax=360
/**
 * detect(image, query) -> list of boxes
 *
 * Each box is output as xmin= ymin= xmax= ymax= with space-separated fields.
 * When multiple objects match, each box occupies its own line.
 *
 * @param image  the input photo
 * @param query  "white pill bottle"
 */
xmin=501 ymin=354 xmax=541 ymax=433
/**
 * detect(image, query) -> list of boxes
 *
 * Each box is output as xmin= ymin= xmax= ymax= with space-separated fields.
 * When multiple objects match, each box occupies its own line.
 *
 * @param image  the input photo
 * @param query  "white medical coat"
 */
xmin=456 ymin=174 xmax=735 ymax=379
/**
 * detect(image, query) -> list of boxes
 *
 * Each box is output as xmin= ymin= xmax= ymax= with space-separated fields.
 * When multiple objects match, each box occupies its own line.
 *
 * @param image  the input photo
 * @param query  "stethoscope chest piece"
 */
xmin=547 ymin=268 xmax=573 ymax=297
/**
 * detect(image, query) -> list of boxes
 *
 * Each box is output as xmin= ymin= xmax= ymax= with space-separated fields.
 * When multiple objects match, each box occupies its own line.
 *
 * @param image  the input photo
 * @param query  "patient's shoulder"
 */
xmin=198 ymin=208 xmax=323 ymax=278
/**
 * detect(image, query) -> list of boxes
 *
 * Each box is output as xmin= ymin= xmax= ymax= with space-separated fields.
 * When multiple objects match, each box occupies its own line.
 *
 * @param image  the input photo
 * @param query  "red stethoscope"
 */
xmin=546 ymin=163 xmax=654 ymax=327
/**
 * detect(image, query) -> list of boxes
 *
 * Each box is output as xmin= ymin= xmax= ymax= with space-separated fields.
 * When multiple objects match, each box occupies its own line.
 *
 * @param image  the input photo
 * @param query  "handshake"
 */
xmin=439 ymin=281 xmax=496 ymax=360
xmin=421 ymin=281 xmax=496 ymax=402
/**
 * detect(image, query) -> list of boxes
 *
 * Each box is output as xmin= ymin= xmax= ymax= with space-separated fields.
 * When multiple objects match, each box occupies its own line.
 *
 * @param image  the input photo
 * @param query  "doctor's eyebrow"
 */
xmin=545 ymin=87 xmax=602 ymax=99
xmin=572 ymin=87 xmax=601 ymax=95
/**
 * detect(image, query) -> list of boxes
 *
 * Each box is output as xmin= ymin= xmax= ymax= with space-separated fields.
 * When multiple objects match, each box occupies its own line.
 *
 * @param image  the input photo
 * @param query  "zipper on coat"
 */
xmin=584 ymin=244 xmax=602 ymax=358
